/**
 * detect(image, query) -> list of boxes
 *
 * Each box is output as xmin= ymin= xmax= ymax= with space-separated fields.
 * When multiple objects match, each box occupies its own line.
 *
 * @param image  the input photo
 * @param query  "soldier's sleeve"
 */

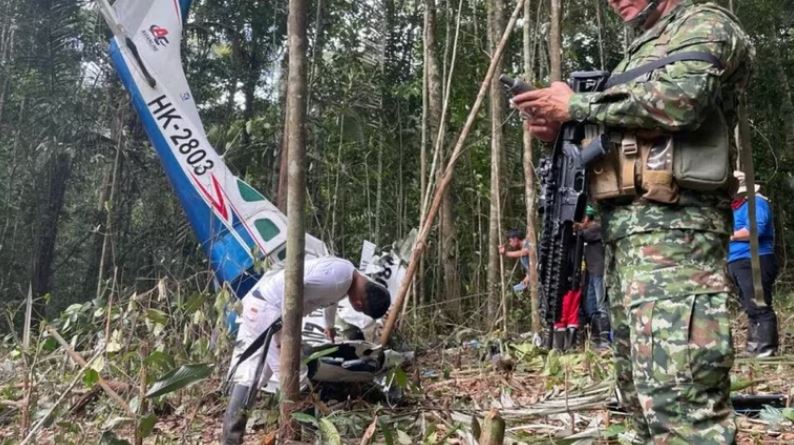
xmin=568 ymin=11 xmax=751 ymax=131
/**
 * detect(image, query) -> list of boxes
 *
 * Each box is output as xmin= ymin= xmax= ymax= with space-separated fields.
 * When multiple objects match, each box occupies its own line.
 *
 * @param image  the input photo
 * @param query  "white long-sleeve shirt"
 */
xmin=250 ymin=256 xmax=356 ymax=328
xmin=230 ymin=257 xmax=356 ymax=387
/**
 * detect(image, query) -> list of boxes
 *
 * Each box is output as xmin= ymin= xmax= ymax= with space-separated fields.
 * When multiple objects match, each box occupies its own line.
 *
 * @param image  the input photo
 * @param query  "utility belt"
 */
xmin=588 ymin=109 xmax=732 ymax=203
xmin=578 ymin=51 xmax=732 ymax=204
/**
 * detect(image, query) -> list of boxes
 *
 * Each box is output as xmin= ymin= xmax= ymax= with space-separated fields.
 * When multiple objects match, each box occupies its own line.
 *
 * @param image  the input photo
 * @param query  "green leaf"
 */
xmin=145 ymin=363 xmax=213 ymax=398
xmin=783 ymin=408 xmax=794 ymax=422
xmin=730 ymin=377 xmax=761 ymax=392
xmin=145 ymin=350 xmax=175 ymax=371
xmin=603 ymin=423 xmax=626 ymax=438
xmin=146 ymin=308 xmax=169 ymax=325
xmin=396 ymin=429 xmax=412 ymax=445
xmin=137 ymin=413 xmax=157 ymax=438
xmin=380 ymin=419 xmax=395 ymax=445
xmin=41 ymin=337 xmax=58 ymax=352
xmin=422 ymin=423 xmax=438 ymax=444
xmin=302 ymin=346 xmax=339 ymax=366
xmin=291 ymin=412 xmax=318 ymax=426
xmin=183 ymin=293 xmax=205 ymax=313
xmin=389 ymin=367 xmax=409 ymax=389
xmin=760 ymin=405 xmax=785 ymax=426
xmin=319 ymin=418 xmax=342 ymax=445
xmin=83 ymin=369 xmax=99 ymax=387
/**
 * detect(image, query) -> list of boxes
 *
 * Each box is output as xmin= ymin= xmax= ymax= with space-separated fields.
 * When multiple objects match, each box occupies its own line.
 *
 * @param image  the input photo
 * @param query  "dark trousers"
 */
xmin=728 ymin=255 xmax=778 ymax=323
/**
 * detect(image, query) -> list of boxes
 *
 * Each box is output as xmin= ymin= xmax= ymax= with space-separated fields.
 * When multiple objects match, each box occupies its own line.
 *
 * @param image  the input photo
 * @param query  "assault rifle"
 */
xmin=500 ymin=72 xmax=610 ymax=347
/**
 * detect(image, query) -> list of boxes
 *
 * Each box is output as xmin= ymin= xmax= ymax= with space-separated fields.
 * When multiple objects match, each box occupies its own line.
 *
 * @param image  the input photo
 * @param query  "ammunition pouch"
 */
xmin=673 ymin=110 xmax=732 ymax=191
xmin=584 ymin=50 xmax=731 ymax=204
xmin=588 ymin=108 xmax=730 ymax=204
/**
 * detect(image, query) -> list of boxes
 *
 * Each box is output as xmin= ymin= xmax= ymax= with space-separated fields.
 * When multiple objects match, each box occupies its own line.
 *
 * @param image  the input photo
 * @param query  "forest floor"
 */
xmin=3 ymin=313 xmax=794 ymax=444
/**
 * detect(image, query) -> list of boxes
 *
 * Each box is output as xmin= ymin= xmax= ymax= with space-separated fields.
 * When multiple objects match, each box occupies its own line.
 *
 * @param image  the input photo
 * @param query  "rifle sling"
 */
xmin=604 ymin=51 xmax=723 ymax=89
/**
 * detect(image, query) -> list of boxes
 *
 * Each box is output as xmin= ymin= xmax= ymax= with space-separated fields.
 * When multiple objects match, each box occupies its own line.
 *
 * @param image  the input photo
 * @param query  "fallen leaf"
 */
xmin=360 ymin=415 xmax=378 ymax=445
xmin=260 ymin=431 xmax=276 ymax=445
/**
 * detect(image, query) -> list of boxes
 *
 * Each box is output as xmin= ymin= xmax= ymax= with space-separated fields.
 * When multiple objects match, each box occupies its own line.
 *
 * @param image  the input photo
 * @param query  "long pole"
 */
xmin=736 ymin=96 xmax=766 ymax=308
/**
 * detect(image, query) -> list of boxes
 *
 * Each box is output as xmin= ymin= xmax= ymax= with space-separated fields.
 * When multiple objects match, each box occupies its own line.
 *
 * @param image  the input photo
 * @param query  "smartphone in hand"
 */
xmin=499 ymin=75 xmax=534 ymax=95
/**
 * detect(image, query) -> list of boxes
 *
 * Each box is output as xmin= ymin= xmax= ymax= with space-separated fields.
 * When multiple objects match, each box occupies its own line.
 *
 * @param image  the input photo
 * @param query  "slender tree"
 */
xmin=276 ymin=53 xmax=290 ymax=212
xmin=279 ymin=0 xmax=308 ymax=437
xmin=522 ymin=0 xmax=540 ymax=332
xmin=549 ymin=0 xmax=562 ymax=82
xmin=425 ymin=0 xmax=462 ymax=318
xmin=486 ymin=0 xmax=507 ymax=322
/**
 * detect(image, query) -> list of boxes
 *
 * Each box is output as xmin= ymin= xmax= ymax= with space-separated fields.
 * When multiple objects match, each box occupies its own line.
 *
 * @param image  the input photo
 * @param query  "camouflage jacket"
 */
xmin=568 ymin=1 xmax=754 ymax=242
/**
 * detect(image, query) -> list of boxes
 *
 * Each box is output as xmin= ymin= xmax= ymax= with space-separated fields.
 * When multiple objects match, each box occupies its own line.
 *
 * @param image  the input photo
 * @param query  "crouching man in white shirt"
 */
xmin=222 ymin=256 xmax=391 ymax=444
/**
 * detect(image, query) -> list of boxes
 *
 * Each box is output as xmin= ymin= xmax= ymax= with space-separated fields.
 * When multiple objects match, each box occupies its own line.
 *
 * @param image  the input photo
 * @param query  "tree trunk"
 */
xmin=375 ymin=129 xmax=384 ymax=244
xmin=279 ymin=0 xmax=308 ymax=439
xmin=276 ymin=53 xmax=290 ymax=212
xmin=486 ymin=0 xmax=506 ymax=322
xmin=593 ymin=0 xmax=605 ymax=71
xmin=522 ymin=0 xmax=541 ymax=333
xmin=90 ymin=95 xmax=125 ymax=300
xmin=417 ymin=0 xmax=430 ymax=312
xmin=0 ymin=5 xmax=16 ymax=129
xmin=771 ymin=37 xmax=794 ymax=153
xmin=549 ymin=0 xmax=562 ymax=82
xmin=425 ymin=0 xmax=461 ymax=319
xmin=31 ymin=150 xmax=71 ymax=319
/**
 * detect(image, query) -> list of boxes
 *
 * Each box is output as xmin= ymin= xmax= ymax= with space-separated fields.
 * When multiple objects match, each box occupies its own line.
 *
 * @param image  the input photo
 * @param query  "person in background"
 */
xmin=728 ymin=171 xmax=779 ymax=358
xmin=576 ymin=206 xmax=610 ymax=349
xmin=499 ymin=228 xmax=532 ymax=292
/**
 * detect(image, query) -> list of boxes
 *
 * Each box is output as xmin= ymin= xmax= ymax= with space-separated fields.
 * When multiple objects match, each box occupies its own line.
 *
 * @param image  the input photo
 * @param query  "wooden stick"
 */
xmin=380 ymin=0 xmax=526 ymax=345
xmin=478 ymin=409 xmax=505 ymax=445
xmin=736 ymin=96 xmax=766 ymax=308
xmin=45 ymin=325 xmax=135 ymax=417
xmin=20 ymin=285 xmax=33 ymax=435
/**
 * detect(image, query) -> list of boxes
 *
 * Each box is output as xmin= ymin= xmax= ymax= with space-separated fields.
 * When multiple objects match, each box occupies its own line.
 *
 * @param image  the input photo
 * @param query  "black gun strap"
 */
xmin=604 ymin=51 xmax=723 ymax=89
xmin=238 ymin=318 xmax=283 ymax=365
xmin=225 ymin=317 xmax=283 ymax=386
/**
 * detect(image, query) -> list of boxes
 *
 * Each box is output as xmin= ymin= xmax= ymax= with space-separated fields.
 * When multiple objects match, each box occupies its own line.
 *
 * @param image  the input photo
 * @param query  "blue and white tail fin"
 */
xmin=97 ymin=0 xmax=329 ymax=299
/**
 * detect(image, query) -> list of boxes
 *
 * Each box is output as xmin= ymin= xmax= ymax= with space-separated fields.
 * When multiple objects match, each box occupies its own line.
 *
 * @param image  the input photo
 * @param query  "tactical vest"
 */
xmin=587 ymin=4 xmax=743 ymax=204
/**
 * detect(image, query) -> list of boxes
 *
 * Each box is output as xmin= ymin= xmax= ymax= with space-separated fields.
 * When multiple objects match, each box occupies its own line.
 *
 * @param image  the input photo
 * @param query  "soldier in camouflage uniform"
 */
xmin=513 ymin=0 xmax=753 ymax=443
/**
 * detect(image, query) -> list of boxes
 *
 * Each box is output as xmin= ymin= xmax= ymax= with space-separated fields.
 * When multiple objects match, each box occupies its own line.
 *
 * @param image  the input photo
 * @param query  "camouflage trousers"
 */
xmin=606 ymin=229 xmax=736 ymax=445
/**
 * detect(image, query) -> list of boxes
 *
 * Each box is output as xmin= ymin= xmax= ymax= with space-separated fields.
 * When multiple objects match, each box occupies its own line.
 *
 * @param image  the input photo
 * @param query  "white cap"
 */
xmin=734 ymin=170 xmax=760 ymax=195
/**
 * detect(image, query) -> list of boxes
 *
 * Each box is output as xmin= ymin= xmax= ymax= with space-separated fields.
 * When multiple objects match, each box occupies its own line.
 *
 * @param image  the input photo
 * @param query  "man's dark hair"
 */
xmin=363 ymin=282 xmax=391 ymax=319
xmin=507 ymin=228 xmax=524 ymax=240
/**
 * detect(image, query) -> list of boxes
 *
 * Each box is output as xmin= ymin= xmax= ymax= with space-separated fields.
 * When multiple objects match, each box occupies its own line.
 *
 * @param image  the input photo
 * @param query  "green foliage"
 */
xmin=302 ymin=345 xmax=339 ymax=365
xmin=292 ymin=411 xmax=319 ymax=426
xmin=145 ymin=363 xmax=213 ymax=398
xmin=136 ymin=412 xmax=157 ymax=439
xmin=319 ymin=417 xmax=343 ymax=445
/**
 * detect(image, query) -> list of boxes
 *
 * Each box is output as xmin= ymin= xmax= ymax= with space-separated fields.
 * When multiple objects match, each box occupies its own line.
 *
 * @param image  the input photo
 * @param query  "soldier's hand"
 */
xmin=523 ymin=117 xmax=561 ymax=143
xmin=513 ymin=81 xmax=573 ymax=124
xmin=498 ymin=244 xmax=506 ymax=255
